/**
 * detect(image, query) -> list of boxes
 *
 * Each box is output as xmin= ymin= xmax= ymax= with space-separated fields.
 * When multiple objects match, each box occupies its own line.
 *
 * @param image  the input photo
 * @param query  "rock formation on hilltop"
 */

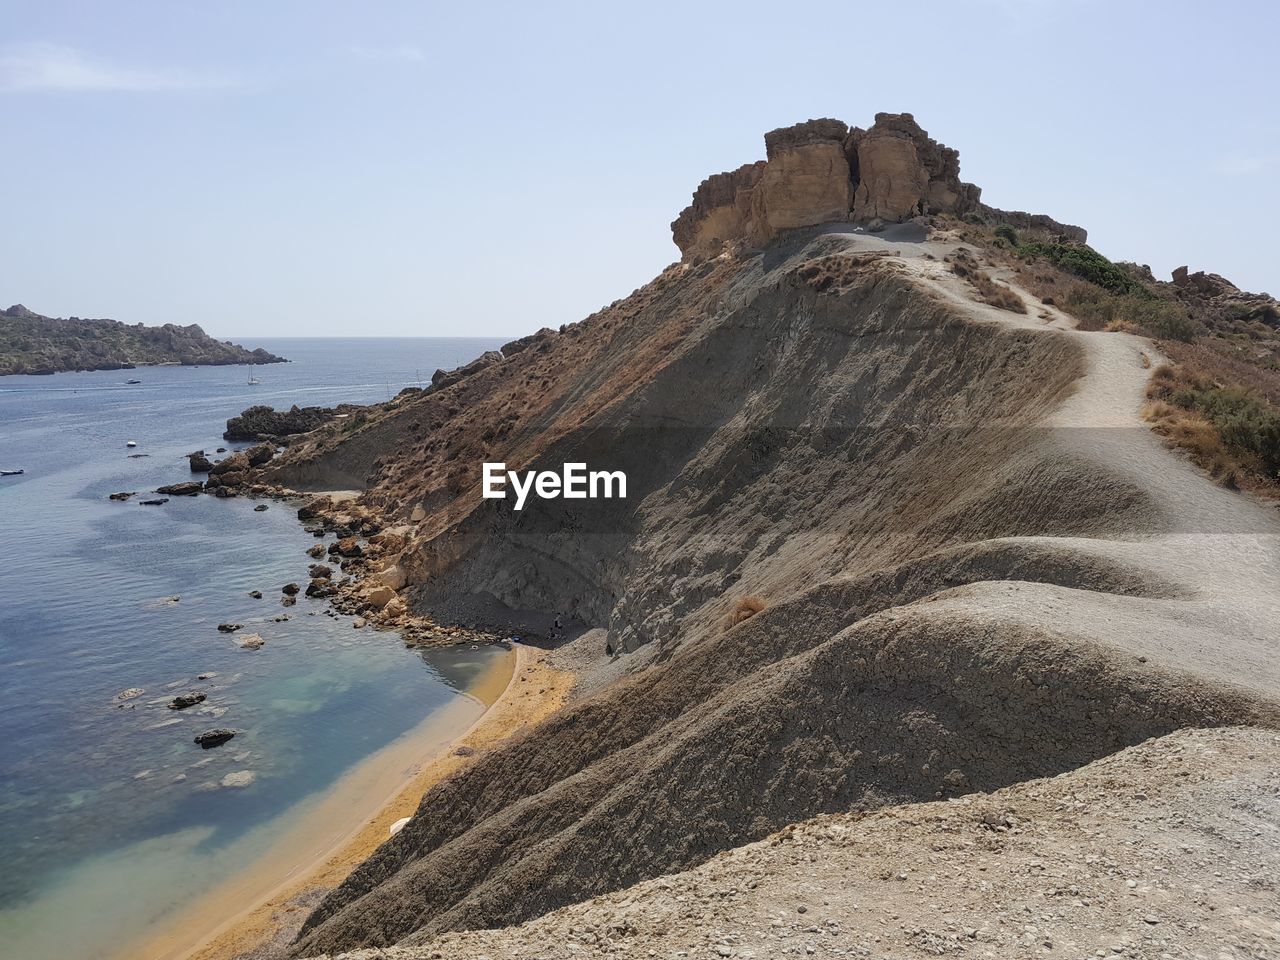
xmin=0 ymin=304 xmax=286 ymax=375
xmin=672 ymin=111 xmax=1084 ymax=260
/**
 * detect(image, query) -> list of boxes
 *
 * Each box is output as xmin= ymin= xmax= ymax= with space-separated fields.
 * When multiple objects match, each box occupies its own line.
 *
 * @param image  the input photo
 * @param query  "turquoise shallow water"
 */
xmin=0 ymin=338 xmax=506 ymax=960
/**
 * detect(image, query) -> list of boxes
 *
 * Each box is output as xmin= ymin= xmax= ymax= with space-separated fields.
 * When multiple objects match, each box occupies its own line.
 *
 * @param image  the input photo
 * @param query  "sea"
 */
xmin=0 ymin=337 xmax=508 ymax=960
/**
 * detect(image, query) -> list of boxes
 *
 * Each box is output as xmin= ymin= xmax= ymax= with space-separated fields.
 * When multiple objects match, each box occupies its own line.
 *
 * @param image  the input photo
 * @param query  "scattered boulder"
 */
xmin=377 ymin=564 xmax=409 ymax=591
xmin=224 ymin=404 xmax=337 ymax=441
xmin=363 ymin=584 xmax=397 ymax=609
xmin=194 ymin=728 xmax=235 ymax=749
xmin=308 ymin=563 xmax=333 ymax=579
xmin=156 ymin=481 xmax=202 ymax=496
xmin=138 ymin=498 xmax=169 ymax=506
xmin=236 ymin=632 xmax=265 ymax=650
xmin=281 ymin=595 xmax=296 ymax=607
xmin=212 ymin=487 xmax=237 ymax=498
xmin=168 ymin=692 xmax=207 ymax=710
xmin=282 ymin=582 xmax=300 ymax=596
xmin=108 ymin=491 xmax=135 ymax=501
xmin=329 ymin=537 xmax=362 ymax=558
xmin=221 ymin=770 xmax=256 ymax=788
xmin=248 ymin=590 xmax=263 ymax=599
xmin=217 ymin=622 xmax=242 ymax=633
xmin=209 ymin=451 xmax=250 ymax=476
xmin=117 ymin=687 xmax=145 ymax=701
xmin=253 ymin=504 xmax=269 ymax=512
xmin=306 ymin=578 xmax=337 ymax=598
xmin=306 ymin=544 xmax=326 ymax=558
xmin=245 ymin=443 xmax=276 ymax=467
xmin=188 ymin=450 xmax=213 ymax=472
xmin=298 ymin=497 xmax=332 ymax=521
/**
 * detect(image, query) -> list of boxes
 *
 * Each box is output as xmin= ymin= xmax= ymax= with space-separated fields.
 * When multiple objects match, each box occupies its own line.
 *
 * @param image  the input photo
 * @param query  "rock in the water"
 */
xmin=224 ymin=404 xmax=337 ymax=442
xmin=248 ymin=590 xmax=263 ymax=599
xmin=253 ymin=504 xmax=269 ymax=512
xmin=308 ymin=563 xmax=333 ymax=579
xmin=156 ymin=481 xmax=202 ymax=496
xmin=281 ymin=594 xmax=296 ymax=607
xmin=213 ymin=486 xmax=237 ymax=498
xmin=168 ymin=692 xmax=207 ymax=710
xmin=305 ymin=577 xmax=336 ymax=598
xmin=306 ymin=543 xmax=326 ymax=559
xmin=217 ymin=622 xmax=242 ymax=633
xmin=209 ymin=451 xmax=250 ymax=476
xmin=221 ymin=770 xmax=256 ymax=788
xmin=188 ymin=450 xmax=214 ymax=472
xmin=194 ymin=728 xmax=235 ymax=749
xmin=281 ymin=582 xmax=300 ymax=596
xmin=236 ymin=632 xmax=265 ymax=650
xmin=138 ymin=497 xmax=169 ymax=506
xmin=117 ymin=687 xmax=146 ymax=701
xmin=108 ymin=491 xmax=135 ymax=501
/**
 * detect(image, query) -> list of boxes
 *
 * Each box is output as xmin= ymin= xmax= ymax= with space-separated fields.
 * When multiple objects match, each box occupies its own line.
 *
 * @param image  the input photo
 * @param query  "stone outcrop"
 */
xmin=671 ymin=112 xmax=985 ymax=260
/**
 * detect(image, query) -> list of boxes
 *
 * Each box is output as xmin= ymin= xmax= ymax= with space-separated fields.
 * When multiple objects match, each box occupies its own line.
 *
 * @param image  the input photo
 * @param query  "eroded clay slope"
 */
xmin=279 ymin=230 xmax=1280 ymax=956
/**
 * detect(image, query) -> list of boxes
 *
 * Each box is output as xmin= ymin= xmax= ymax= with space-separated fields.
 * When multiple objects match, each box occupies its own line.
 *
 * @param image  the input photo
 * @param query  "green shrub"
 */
xmin=993 ymin=224 xmax=1020 ymax=246
xmin=1018 ymin=242 xmax=1150 ymax=297
xmin=1062 ymin=287 xmax=1201 ymax=341
xmin=1175 ymin=385 xmax=1280 ymax=475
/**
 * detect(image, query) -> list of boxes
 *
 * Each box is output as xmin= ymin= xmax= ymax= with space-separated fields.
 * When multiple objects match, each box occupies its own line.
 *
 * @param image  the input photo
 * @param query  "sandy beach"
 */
xmin=116 ymin=642 xmax=573 ymax=960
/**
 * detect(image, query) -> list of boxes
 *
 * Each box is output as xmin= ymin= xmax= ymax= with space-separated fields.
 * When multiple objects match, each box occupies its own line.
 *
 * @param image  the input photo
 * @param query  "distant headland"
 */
xmin=0 ymin=303 xmax=287 ymax=375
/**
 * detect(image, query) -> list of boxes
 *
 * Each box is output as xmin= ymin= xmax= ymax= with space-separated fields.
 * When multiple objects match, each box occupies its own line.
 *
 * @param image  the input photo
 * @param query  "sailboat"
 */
xmin=247 ymin=363 xmax=261 ymax=386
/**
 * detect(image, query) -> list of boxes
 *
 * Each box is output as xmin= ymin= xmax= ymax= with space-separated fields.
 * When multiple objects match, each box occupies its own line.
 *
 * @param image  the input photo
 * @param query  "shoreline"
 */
xmin=120 ymin=641 xmax=572 ymax=960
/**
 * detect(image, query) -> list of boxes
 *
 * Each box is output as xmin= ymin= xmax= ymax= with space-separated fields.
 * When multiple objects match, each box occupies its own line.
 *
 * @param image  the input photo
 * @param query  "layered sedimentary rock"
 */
xmin=672 ymin=112 xmax=982 ymax=260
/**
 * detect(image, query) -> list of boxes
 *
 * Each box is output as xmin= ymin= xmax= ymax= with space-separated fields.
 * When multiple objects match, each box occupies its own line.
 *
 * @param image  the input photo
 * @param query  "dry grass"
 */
xmin=725 ymin=596 xmax=768 ymax=630
xmin=1145 ymin=361 xmax=1280 ymax=497
xmin=947 ymin=250 xmax=1026 ymax=314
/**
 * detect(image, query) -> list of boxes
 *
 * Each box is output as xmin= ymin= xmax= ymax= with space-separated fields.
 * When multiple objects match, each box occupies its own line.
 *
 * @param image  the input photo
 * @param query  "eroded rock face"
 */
xmin=671 ymin=111 xmax=982 ymax=260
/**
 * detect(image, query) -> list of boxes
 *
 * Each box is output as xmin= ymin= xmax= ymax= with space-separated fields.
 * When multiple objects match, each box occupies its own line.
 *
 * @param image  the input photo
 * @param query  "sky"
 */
xmin=2 ymin=0 xmax=1277 ymax=338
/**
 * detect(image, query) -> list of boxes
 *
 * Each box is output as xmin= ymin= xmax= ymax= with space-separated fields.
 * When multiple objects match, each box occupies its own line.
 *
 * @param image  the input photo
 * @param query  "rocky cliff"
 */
xmin=671 ymin=112 xmax=1084 ymax=260
xmin=0 ymin=304 xmax=286 ymax=375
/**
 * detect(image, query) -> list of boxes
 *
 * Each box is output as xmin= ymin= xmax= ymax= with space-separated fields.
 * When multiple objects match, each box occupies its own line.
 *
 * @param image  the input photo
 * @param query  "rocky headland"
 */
xmin=149 ymin=111 xmax=1280 ymax=960
xmin=0 ymin=303 xmax=286 ymax=375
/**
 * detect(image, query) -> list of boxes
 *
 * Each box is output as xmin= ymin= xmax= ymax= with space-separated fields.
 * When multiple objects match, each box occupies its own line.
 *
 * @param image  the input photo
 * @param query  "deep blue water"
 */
xmin=0 ymin=338 xmax=507 ymax=959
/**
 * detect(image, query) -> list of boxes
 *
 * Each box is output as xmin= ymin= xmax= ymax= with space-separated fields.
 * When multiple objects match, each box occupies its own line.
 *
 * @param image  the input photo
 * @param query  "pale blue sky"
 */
xmin=3 ymin=1 xmax=1276 ymax=337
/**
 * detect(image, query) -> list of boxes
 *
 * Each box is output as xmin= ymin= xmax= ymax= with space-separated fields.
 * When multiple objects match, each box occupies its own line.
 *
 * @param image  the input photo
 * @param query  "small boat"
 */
xmin=247 ymin=364 xmax=261 ymax=386
xmin=126 ymin=441 xmax=138 ymax=448
xmin=0 ymin=469 xmax=23 ymax=477
xmin=125 ymin=378 xmax=142 ymax=385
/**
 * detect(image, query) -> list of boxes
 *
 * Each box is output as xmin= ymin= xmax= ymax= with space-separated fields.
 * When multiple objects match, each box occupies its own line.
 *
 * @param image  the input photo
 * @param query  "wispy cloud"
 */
xmin=0 ymin=43 xmax=229 ymax=93
xmin=348 ymin=44 xmax=425 ymax=63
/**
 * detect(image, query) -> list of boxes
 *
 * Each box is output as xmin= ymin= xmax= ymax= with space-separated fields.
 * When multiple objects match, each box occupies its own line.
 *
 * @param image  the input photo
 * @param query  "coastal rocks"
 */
xmin=253 ymin=504 xmax=269 ymax=512
xmin=298 ymin=498 xmax=333 ymax=521
xmin=245 ymin=443 xmax=276 ymax=467
xmin=308 ymin=563 xmax=333 ymax=579
xmin=117 ymin=687 xmax=146 ymax=701
xmin=156 ymin=481 xmax=202 ymax=496
xmin=138 ymin=497 xmax=169 ymax=506
xmin=329 ymin=537 xmax=362 ymax=558
xmin=248 ymin=590 xmax=263 ymax=599
xmin=168 ymin=692 xmax=207 ymax=710
xmin=236 ymin=632 xmax=265 ymax=650
xmin=306 ymin=543 xmax=326 ymax=558
xmin=282 ymin=582 xmax=300 ymax=596
xmin=194 ymin=728 xmax=235 ymax=749
xmin=306 ymin=578 xmax=337 ymax=598
xmin=363 ymin=584 xmax=396 ymax=609
xmin=376 ymin=563 xmax=408 ymax=591
xmin=220 ymin=770 xmax=256 ymax=788
xmin=209 ymin=451 xmax=250 ymax=477
xmin=188 ymin=450 xmax=213 ymax=472
xmin=224 ymin=404 xmax=337 ymax=442
xmin=108 ymin=491 xmax=135 ymax=501
xmin=217 ymin=622 xmax=243 ymax=633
